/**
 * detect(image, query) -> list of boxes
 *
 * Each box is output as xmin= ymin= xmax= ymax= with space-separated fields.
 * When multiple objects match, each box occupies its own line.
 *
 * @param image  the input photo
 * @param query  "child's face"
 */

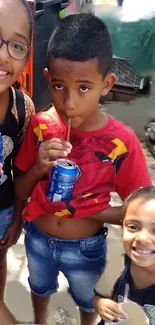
xmin=0 ymin=0 xmax=30 ymax=93
xmin=44 ymin=58 xmax=116 ymax=131
xmin=123 ymin=198 xmax=155 ymax=270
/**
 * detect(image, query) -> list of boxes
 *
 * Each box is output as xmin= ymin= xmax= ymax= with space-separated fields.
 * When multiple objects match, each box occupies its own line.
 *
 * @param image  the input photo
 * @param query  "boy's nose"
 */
xmin=64 ymin=92 xmax=76 ymax=113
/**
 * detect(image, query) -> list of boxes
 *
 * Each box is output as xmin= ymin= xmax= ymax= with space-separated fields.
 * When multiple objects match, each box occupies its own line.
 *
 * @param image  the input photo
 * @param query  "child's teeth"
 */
xmin=0 ymin=71 xmax=8 ymax=75
xmin=136 ymin=249 xmax=153 ymax=255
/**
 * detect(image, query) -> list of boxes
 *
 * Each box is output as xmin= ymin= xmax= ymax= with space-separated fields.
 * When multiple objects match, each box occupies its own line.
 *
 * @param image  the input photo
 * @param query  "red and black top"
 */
xmin=15 ymin=107 xmax=151 ymax=221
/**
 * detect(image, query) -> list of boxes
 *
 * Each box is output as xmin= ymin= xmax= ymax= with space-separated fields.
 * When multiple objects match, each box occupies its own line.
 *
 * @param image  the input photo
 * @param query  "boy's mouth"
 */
xmin=132 ymin=247 xmax=155 ymax=256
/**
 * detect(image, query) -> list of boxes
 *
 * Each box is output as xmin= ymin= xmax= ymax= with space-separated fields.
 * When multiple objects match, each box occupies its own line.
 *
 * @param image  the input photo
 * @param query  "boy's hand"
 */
xmin=36 ymin=138 xmax=72 ymax=175
xmin=93 ymin=296 xmax=126 ymax=322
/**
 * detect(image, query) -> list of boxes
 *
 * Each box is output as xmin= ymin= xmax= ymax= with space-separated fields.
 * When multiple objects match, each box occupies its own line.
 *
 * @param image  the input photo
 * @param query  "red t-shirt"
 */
xmin=14 ymin=107 xmax=151 ymax=221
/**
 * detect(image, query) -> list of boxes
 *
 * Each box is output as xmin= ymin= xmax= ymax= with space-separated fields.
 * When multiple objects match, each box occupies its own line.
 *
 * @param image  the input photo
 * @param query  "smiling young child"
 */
xmin=0 ymin=0 xmax=34 ymax=322
xmin=94 ymin=186 xmax=155 ymax=325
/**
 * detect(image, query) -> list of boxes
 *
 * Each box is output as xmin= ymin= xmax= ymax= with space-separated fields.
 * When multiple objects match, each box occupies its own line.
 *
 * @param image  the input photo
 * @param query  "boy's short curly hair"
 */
xmin=47 ymin=13 xmax=113 ymax=77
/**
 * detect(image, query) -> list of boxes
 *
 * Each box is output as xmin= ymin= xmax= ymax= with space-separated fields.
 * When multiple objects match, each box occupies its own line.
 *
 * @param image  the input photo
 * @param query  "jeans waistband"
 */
xmin=25 ymin=222 xmax=108 ymax=242
xmin=94 ymin=227 xmax=108 ymax=238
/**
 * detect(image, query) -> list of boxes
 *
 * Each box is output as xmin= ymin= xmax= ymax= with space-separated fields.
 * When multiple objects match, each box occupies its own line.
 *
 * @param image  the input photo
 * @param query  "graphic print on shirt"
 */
xmin=31 ymin=122 xmax=130 ymax=219
xmin=0 ymin=135 xmax=14 ymax=185
xmin=53 ymin=135 xmax=129 ymax=218
xmin=143 ymin=305 xmax=155 ymax=325
xmin=34 ymin=124 xmax=48 ymax=143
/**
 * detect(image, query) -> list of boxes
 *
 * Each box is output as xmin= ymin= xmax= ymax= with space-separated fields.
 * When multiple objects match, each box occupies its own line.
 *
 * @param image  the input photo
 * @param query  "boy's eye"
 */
xmin=53 ymin=84 xmax=64 ymax=90
xmin=80 ymin=86 xmax=89 ymax=93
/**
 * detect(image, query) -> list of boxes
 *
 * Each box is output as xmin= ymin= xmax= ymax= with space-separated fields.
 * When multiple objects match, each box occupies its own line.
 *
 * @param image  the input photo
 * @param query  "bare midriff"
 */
xmin=34 ymin=214 xmax=103 ymax=239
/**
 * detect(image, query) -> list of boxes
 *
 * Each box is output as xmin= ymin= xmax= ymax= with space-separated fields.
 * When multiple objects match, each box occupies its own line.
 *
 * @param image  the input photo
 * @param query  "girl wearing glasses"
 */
xmin=0 ymin=0 xmax=34 ymax=323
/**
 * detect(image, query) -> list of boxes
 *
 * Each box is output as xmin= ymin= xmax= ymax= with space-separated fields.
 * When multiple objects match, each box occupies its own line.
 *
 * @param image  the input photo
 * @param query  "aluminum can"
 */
xmin=47 ymin=158 xmax=79 ymax=202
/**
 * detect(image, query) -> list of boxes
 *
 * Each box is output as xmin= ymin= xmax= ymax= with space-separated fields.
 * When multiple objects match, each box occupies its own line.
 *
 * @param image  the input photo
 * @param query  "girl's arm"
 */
xmin=0 ymin=191 xmax=27 ymax=249
xmin=93 ymin=295 xmax=126 ymax=322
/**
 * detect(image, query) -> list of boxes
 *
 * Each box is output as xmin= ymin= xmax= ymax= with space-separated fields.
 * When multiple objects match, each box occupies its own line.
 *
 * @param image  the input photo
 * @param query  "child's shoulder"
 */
xmin=108 ymin=115 xmax=141 ymax=151
xmin=30 ymin=106 xmax=59 ymax=126
xmin=23 ymin=92 xmax=35 ymax=115
xmin=11 ymin=87 xmax=35 ymax=122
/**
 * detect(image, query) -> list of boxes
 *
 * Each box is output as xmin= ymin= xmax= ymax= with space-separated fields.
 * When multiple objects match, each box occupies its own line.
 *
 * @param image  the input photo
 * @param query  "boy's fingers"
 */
xmin=48 ymin=143 xmax=71 ymax=151
xmin=48 ymin=149 xmax=70 ymax=159
xmin=42 ymin=139 xmax=72 ymax=150
xmin=47 ymin=161 xmax=57 ymax=169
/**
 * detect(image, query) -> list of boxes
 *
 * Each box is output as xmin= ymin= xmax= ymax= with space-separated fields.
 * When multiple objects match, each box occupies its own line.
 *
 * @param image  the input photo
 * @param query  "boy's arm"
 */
xmin=115 ymin=142 xmax=151 ymax=200
xmin=89 ymin=206 xmax=122 ymax=225
xmin=89 ymin=141 xmax=151 ymax=225
xmin=14 ymin=118 xmax=72 ymax=200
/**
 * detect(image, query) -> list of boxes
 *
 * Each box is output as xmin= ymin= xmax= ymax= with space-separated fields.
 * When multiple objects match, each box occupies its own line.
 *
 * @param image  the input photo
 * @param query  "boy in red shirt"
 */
xmin=14 ymin=14 xmax=151 ymax=325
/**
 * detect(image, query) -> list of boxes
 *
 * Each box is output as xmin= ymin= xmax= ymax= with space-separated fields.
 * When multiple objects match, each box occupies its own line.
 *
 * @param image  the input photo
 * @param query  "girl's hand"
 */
xmin=36 ymin=138 xmax=72 ymax=175
xmin=93 ymin=296 xmax=126 ymax=322
xmin=0 ymin=221 xmax=22 ymax=249
xmin=0 ymin=163 xmax=4 ymax=176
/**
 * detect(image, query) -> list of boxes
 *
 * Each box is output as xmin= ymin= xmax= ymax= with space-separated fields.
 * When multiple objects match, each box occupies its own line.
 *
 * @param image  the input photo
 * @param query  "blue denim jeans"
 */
xmin=24 ymin=221 xmax=107 ymax=312
xmin=0 ymin=204 xmax=14 ymax=239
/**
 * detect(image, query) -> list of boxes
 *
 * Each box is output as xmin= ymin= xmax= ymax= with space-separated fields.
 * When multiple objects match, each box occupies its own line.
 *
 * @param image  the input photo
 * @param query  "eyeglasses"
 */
xmin=0 ymin=37 xmax=30 ymax=60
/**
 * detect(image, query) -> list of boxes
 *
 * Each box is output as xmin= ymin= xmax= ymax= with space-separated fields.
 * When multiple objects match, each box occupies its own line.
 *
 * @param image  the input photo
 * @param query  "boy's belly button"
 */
xmin=56 ymin=217 xmax=61 ymax=226
xmin=34 ymin=214 xmax=102 ymax=238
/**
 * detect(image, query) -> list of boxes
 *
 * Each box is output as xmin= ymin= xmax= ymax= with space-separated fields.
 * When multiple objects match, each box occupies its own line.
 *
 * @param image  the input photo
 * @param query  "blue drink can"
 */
xmin=0 ymin=134 xmax=3 ymax=163
xmin=47 ymin=158 xmax=79 ymax=202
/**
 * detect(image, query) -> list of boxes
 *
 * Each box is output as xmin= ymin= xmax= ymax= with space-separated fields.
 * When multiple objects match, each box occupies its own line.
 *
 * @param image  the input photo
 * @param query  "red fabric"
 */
xmin=15 ymin=107 xmax=151 ymax=221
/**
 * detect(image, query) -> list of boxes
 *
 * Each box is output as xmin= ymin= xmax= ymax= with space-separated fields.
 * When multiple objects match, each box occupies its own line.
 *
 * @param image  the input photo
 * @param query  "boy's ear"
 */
xmin=44 ymin=68 xmax=50 ymax=85
xmin=101 ymin=73 xmax=116 ymax=97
